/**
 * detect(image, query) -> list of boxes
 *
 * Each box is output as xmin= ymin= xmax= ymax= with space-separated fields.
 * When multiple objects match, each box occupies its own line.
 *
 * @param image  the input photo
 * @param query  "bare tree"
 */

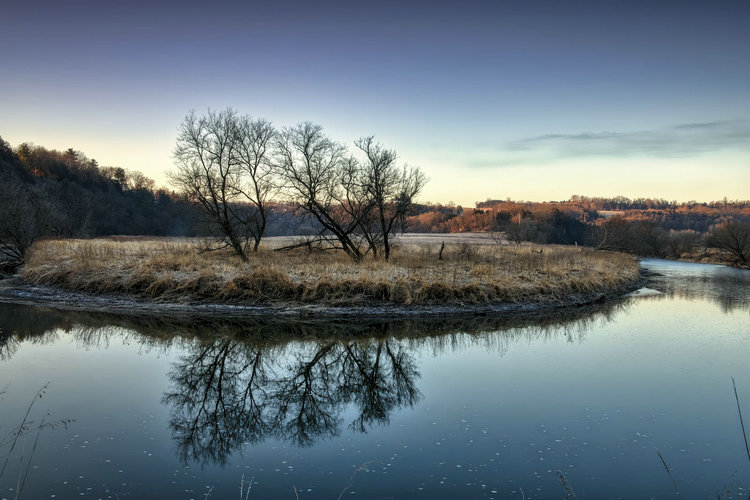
xmin=125 ymin=170 xmax=156 ymax=191
xmin=332 ymin=155 xmax=375 ymax=256
xmin=274 ymin=123 xmax=369 ymax=261
xmin=706 ymin=220 xmax=750 ymax=264
xmin=171 ymin=109 xmax=276 ymax=260
xmin=0 ymin=175 xmax=61 ymax=264
xmin=234 ymin=117 xmax=277 ymax=252
xmin=355 ymin=137 xmax=426 ymax=261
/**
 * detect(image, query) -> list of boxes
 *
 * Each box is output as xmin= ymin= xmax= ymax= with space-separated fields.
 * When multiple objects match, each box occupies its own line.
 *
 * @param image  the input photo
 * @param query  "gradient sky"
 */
xmin=2 ymin=0 xmax=749 ymax=206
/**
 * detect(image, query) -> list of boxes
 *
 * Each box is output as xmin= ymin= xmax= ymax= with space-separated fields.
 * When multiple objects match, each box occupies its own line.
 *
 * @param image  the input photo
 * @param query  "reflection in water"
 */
xmin=163 ymin=338 xmax=420 ymax=465
xmin=0 ymin=297 xmax=629 ymax=363
xmin=642 ymin=259 xmax=750 ymax=313
xmin=0 ymin=299 xmax=629 ymax=467
xmin=1 ymin=259 xmax=749 ymax=497
xmin=0 ymin=305 xmax=61 ymax=360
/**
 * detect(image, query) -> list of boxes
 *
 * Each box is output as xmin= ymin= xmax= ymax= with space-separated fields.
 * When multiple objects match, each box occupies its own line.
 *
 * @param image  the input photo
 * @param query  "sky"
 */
xmin=1 ymin=0 xmax=749 ymax=206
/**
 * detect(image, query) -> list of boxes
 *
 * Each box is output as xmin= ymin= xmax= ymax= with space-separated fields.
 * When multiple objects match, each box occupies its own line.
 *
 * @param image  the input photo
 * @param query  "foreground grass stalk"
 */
xmin=656 ymin=448 xmax=681 ymax=497
xmin=239 ymin=474 xmax=254 ymax=500
xmin=0 ymin=383 xmax=49 ymax=479
xmin=337 ymin=461 xmax=376 ymax=500
xmin=732 ymin=377 xmax=750 ymax=464
xmin=17 ymin=414 xmax=45 ymax=499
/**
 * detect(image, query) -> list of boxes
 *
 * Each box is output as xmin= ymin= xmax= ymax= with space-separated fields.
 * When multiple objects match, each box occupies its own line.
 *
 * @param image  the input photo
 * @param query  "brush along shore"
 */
xmin=12 ymin=237 xmax=642 ymax=316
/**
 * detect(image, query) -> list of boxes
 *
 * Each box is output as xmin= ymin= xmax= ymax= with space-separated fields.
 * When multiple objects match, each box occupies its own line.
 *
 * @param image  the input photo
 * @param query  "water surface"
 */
xmin=1 ymin=259 xmax=749 ymax=498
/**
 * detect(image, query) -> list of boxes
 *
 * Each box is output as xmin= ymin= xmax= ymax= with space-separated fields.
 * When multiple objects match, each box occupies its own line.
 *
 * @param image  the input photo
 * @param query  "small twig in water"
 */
xmin=556 ymin=470 xmax=578 ymax=499
xmin=656 ymin=448 xmax=681 ymax=496
xmin=732 ymin=377 xmax=750 ymax=464
xmin=293 ymin=485 xmax=299 ymax=499
xmin=337 ymin=461 xmax=376 ymax=500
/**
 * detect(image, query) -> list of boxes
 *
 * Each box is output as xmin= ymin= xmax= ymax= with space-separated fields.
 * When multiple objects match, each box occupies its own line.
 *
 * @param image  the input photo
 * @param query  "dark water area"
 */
xmin=1 ymin=259 xmax=749 ymax=499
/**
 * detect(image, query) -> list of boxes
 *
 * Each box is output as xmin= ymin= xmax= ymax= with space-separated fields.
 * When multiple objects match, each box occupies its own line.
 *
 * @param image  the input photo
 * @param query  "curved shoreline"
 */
xmin=0 ymin=272 xmax=645 ymax=321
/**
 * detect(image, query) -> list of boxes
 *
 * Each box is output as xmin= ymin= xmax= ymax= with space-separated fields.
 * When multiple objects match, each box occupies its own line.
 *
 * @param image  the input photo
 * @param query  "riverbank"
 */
xmin=675 ymin=247 xmax=750 ymax=270
xmin=2 ymin=237 xmax=642 ymax=318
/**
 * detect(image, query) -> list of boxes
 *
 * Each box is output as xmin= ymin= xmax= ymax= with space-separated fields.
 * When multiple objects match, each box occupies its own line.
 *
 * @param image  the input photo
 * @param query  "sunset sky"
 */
xmin=2 ymin=0 xmax=749 ymax=206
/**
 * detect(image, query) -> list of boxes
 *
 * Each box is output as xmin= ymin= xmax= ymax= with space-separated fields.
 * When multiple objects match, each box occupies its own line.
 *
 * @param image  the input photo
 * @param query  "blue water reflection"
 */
xmin=0 ymin=260 xmax=749 ymax=498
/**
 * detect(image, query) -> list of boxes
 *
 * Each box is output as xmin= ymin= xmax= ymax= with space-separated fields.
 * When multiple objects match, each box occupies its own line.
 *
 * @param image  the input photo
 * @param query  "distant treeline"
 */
xmin=2 ymin=134 xmax=748 ymax=265
xmin=411 ymin=198 xmax=750 ymax=234
xmin=407 ymin=198 xmax=750 ymax=263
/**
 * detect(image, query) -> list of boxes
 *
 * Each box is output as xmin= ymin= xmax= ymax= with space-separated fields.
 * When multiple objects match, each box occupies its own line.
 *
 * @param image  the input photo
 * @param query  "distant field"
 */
xmin=250 ymin=232 xmax=506 ymax=249
xmin=21 ymin=236 xmax=640 ymax=308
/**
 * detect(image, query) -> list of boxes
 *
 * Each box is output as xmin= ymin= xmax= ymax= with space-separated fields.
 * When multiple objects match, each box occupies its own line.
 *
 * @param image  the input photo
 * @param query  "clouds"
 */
xmin=508 ymin=119 xmax=750 ymax=158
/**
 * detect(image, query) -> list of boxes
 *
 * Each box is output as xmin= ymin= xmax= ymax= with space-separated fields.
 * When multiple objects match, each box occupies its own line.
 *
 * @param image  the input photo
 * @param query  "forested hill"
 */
xmin=0 ymin=137 xmax=200 ymax=245
xmin=0 ymin=136 xmax=321 ymax=262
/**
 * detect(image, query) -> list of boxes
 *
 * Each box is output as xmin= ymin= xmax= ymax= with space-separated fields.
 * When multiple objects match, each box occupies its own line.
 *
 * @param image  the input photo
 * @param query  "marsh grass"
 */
xmin=21 ymin=237 xmax=640 ymax=306
xmin=1 ymin=383 xmax=73 ymax=499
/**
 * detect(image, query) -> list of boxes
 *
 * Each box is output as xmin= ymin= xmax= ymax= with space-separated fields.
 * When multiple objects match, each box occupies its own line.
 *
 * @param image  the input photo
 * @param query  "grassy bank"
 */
xmin=20 ymin=237 xmax=640 ymax=307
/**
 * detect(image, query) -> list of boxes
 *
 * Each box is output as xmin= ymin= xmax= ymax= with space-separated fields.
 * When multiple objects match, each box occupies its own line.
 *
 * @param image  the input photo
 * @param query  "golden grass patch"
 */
xmin=21 ymin=237 xmax=640 ymax=306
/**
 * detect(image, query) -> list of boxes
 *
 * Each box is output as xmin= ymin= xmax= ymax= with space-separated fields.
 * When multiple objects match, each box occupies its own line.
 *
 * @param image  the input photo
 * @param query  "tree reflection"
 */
xmin=644 ymin=266 xmax=750 ymax=313
xmin=340 ymin=341 xmax=420 ymax=433
xmin=0 ymin=303 xmax=62 ymax=360
xmin=163 ymin=339 xmax=271 ymax=465
xmin=163 ymin=337 xmax=421 ymax=465
xmin=270 ymin=341 xmax=342 ymax=447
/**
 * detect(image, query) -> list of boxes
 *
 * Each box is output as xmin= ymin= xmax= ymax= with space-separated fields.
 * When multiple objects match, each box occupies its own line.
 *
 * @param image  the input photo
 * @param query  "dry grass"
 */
xmin=21 ymin=237 xmax=640 ymax=307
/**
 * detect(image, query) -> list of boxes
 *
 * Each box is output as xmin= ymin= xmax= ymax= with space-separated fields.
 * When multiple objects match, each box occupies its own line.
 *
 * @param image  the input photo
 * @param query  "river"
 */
xmin=1 ymin=259 xmax=749 ymax=498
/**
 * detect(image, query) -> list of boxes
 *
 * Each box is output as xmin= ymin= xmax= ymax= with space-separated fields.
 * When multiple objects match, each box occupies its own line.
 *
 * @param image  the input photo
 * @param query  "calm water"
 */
xmin=1 ymin=259 xmax=749 ymax=499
